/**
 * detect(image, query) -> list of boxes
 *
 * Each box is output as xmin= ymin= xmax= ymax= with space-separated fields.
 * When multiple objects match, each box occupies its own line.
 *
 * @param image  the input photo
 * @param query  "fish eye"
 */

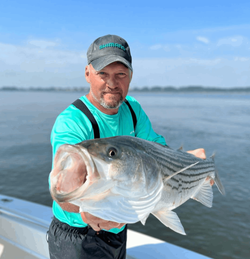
xmin=107 ymin=148 xmax=117 ymax=158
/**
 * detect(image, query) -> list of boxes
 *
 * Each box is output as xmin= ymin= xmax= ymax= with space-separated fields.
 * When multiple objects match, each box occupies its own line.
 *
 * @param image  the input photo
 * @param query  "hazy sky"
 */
xmin=0 ymin=0 xmax=250 ymax=88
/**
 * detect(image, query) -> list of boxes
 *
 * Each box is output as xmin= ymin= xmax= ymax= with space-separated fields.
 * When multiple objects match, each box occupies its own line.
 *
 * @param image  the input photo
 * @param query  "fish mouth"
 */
xmin=49 ymin=144 xmax=98 ymax=203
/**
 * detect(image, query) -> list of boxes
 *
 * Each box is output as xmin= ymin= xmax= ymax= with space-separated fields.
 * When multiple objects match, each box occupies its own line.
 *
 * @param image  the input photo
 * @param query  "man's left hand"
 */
xmin=187 ymin=148 xmax=206 ymax=159
xmin=187 ymin=148 xmax=214 ymax=186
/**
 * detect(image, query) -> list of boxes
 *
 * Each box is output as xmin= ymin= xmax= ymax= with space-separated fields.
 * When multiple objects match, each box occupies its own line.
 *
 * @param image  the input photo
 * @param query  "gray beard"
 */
xmin=91 ymin=90 xmax=124 ymax=110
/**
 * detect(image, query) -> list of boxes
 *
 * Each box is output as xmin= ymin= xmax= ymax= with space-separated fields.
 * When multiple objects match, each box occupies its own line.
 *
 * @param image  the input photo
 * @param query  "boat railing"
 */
xmin=0 ymin=207 xmax=50 ymax=229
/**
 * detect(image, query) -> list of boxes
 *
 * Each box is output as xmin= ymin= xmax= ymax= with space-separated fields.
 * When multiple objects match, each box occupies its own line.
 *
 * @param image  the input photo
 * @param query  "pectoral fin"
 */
xmin=140 ymin=214 xmax=150 ymax=226
xmin=191 ymin=178 xmax=213 ymax=208
xmin=152 ymin=209 xmax=186 ymax=235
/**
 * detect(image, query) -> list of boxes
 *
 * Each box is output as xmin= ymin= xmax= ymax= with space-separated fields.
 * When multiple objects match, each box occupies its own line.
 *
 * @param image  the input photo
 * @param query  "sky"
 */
xmin=0 ymin=0 xmax=250 ymax=88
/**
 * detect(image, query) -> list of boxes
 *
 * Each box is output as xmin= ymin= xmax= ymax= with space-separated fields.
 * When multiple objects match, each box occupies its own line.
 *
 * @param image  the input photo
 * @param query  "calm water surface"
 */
xmin=0 ymin=91 xmax=249 ymax=259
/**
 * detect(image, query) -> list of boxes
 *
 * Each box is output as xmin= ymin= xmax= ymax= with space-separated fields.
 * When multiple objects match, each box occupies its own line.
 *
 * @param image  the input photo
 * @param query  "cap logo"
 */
xmin=99 ymin=42 xmax=126 ymax=52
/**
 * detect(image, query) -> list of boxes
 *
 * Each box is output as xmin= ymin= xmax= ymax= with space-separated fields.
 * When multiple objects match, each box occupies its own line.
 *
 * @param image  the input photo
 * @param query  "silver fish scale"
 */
xmin=126 ymin=136 xmax=214 ymax=172
xmin=135 ymin=140 xmax=215 ymax=202
xmin=91 ymin=136 xmax=216 ymax=199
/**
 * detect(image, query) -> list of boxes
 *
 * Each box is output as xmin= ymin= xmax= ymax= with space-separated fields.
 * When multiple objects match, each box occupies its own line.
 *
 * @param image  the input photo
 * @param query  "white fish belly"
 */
xmin=74 ymin=180 xmax=163 ymax=223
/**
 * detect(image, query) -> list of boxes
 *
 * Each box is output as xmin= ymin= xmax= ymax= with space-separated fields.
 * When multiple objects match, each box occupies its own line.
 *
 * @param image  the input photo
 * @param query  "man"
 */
xmin=47 ymin=34 xmax=207 ymax=259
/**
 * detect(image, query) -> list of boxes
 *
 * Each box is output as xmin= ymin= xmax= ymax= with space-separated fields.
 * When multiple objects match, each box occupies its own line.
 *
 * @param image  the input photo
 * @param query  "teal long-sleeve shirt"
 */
xmin=50 ymin=95 xmax=166 ymax=233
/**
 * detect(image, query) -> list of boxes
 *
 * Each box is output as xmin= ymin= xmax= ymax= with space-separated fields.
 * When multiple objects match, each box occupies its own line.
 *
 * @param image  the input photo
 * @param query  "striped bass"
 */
xmin=50 ymin=136 xmax=225 ymax=235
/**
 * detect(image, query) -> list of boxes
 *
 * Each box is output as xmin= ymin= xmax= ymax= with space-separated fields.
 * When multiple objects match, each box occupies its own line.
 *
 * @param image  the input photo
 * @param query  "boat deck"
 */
xmin=0 ymin=194 xmax=211 ymax=259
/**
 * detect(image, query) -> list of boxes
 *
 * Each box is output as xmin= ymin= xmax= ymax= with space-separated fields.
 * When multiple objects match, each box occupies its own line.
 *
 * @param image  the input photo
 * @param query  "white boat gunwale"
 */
xmin=0 ymin=194 xmax=212 ymax=259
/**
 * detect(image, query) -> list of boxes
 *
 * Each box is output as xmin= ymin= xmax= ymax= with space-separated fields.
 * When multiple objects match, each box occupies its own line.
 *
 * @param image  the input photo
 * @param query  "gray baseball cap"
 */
xmin=87 ymin=34 xmax=133 ymax=71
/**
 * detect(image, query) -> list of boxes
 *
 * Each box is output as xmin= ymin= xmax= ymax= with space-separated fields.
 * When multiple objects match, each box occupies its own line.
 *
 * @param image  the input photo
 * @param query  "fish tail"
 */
xmin=214 ymin=170 xmax=225 ymax=195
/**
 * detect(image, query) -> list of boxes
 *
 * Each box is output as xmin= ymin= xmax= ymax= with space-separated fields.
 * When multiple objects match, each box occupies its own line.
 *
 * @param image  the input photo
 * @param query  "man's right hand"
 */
xmin=55 ymin=201 xmax=125 ymax=231
xmin=81 ymin=212 xmax=125 ymax=232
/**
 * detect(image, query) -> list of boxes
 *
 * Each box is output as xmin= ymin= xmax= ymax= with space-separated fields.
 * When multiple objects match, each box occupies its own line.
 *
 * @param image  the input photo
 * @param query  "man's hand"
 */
xmin=54 ymin=201 xmax=125 ymax=231
xmin=81 ymin=212 xmax=125 ymax=232
xmin=187 ymin=148 xmax=206 ymax=159
xmin=187 ymin=148 xmax=214 ymax=186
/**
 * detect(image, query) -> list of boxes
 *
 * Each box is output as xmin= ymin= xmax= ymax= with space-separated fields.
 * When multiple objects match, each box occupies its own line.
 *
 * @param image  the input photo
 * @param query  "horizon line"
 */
xmin=1 ymin=85 xmax=250 ymax=92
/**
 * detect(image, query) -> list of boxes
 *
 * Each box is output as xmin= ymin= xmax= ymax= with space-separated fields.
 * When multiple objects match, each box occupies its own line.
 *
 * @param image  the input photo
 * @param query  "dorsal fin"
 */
xmin=177 ymin=145 xmax=184 ymax=151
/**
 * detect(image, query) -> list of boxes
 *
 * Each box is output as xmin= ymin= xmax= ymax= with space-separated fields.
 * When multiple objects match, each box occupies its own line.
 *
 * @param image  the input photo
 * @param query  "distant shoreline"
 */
xmin=1 ymin=86 xmax=250 ymax=93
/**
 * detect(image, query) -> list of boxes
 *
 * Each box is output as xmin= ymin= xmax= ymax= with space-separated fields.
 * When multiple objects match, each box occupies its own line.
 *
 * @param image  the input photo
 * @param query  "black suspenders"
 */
xmin=72 ymin=98 xmax=137 ymax=139
xmin=123 ymin=99 xmax=137 ymax=130
xmin=72 ymin=99 xmax=100 ymax=138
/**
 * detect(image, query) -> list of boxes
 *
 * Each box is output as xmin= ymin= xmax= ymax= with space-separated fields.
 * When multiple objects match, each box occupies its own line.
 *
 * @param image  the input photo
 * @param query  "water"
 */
xmin=0 ymin=91 xmax=249 ymax=259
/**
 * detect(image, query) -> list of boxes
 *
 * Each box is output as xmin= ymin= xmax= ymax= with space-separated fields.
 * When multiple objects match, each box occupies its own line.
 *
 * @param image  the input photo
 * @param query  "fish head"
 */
xmin=78 ymin=136 xmax=162 ymax=197
xmin=50 ymin=136 xmax=162 ymax=203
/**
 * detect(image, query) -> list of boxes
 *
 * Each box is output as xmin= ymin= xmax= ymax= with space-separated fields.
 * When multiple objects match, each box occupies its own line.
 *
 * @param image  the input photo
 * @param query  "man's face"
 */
xmin=85 ymin=62 xmax=132 ymax=114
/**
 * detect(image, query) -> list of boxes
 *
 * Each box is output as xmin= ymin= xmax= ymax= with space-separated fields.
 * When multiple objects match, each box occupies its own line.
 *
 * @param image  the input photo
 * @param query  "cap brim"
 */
xmin=91 ymin=55 xmax=133 ymax=72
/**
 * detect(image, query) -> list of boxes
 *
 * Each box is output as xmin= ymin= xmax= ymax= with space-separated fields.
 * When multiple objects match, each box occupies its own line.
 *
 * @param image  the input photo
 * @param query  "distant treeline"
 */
xmin=0 ymin=86 xmax=90 ymax=92
xmin=1 ymin=86 xmax=250 ymax=93
xmin=131 ymin=86 xmax=250 ymax=93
